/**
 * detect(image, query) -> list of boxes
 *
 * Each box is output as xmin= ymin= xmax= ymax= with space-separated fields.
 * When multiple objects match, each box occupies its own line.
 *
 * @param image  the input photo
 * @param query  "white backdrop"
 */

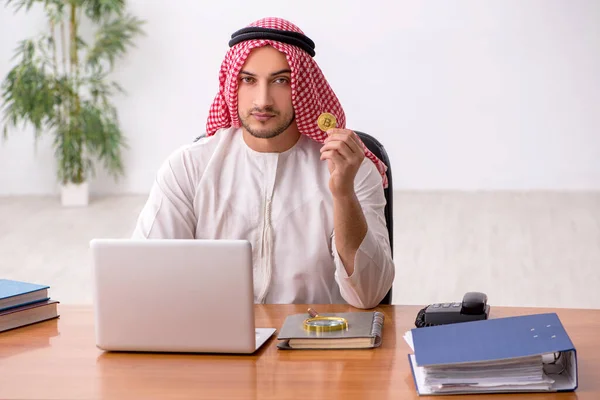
xmin=1 ymin=0 xmax=599 ymax=195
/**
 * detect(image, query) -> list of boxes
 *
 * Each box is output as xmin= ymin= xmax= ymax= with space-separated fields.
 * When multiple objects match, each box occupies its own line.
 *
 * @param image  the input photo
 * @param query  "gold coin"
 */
xmin=317 ymin=112 xmax=337 ymax=132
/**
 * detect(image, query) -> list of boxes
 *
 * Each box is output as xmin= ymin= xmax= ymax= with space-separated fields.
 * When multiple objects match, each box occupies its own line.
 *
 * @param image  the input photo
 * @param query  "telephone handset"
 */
xmin=414 ymin=292 xmax=490 ymax=328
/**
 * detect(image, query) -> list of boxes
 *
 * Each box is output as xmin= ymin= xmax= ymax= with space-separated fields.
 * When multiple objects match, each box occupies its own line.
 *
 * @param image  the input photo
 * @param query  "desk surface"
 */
xmin=0 ymin=304 xmax=598 ymax=399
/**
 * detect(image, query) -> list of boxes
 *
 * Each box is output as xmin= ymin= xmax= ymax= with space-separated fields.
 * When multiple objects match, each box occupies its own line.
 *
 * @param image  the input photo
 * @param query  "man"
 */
xmin=132 ymin=17 xmax=394 ymax=309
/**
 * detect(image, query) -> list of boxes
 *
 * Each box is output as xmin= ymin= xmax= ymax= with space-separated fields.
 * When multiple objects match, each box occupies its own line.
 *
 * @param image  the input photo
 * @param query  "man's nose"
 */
xmin=253 ymin=83 xmax=273 ymax=109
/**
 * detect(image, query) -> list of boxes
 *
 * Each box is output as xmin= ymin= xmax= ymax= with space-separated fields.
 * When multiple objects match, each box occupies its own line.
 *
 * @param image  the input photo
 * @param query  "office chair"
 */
xmin=354 ymin=131 xmax=394 ymax=305
xmin=193 ymin=131 xmax=394 ymax=305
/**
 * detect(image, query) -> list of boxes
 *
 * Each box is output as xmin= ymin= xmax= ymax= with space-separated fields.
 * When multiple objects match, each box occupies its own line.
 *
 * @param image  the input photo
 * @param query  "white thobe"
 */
xmin=132 ymin=127 xmax=395 ymax=309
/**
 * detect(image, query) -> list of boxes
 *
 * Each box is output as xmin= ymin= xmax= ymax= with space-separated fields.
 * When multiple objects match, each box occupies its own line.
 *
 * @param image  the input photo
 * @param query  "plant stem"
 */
xmin=61 ymin=21 xmax=67 ymax=76
xmin=69 ymin=2 xmax=83 ymax=184
xmin=50 ymin=21 xmax=57 ymax=75
xmin=70 ymin=4 xmax=78 ymax=74
xmin=50 ymin=19 xmax=63 ymax=129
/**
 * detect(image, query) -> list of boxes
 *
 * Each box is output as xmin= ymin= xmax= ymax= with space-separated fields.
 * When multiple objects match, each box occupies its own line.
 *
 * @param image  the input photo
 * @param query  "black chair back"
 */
xmin=355 ymin=131 xmax=394 ymax=305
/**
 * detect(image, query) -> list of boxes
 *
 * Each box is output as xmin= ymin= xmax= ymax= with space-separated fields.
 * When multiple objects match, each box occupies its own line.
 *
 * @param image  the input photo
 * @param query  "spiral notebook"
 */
xmin=277 ymin=311 xmax=385 ymax=349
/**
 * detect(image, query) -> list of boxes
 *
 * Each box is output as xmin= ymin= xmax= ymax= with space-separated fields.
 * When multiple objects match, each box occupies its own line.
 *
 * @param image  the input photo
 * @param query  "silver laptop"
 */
xmin=89 ymin=239 xmax=276 ymax=354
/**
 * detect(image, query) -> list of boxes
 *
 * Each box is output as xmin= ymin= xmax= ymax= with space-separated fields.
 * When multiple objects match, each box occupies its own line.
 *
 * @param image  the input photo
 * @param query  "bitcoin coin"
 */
xmin=317 ymin=112 xmax=337 ymax=132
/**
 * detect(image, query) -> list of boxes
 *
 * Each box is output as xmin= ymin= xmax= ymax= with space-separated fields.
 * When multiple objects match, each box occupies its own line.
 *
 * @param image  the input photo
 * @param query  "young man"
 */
xmin=132 ymin=17 xmax=394 ymax=309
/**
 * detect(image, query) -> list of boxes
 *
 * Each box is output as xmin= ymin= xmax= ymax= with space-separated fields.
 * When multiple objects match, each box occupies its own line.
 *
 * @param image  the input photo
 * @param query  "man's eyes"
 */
xmin=239 ymin=76 xmax=290 ymax=84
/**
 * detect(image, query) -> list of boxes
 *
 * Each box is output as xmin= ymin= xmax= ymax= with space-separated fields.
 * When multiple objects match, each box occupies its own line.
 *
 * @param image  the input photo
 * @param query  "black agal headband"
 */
xmin=228 ymin=27 xmax=316 ymax=57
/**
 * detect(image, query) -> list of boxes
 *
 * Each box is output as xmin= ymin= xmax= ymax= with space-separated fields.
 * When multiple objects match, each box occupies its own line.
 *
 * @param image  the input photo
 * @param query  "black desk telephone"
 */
xmin=415 ymin=292 xmax=490 ymax=328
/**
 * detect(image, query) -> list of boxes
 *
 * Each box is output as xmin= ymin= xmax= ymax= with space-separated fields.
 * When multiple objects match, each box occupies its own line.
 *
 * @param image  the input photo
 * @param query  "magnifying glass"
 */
xmin=303 ymin=308 xmax=348 ymax=332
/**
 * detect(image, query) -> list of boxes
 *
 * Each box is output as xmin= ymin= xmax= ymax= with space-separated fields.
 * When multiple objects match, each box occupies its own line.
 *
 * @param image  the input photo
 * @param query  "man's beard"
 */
xmin=239 ymin=108 xmax=295 ymax=139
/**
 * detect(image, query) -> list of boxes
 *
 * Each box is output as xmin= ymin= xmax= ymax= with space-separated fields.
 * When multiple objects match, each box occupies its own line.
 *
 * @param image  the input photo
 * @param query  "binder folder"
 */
xmin=405 ymin=313 xmax=578 ymax=395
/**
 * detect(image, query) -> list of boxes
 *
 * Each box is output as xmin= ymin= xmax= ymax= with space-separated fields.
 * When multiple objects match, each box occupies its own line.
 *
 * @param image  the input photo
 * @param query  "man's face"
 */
xmin=237 ymin=46 xmax=295 ymax=139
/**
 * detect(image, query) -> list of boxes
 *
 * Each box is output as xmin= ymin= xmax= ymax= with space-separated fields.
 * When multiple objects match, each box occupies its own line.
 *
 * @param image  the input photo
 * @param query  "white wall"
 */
xmin=1 ymin=0 xmax=599 ymax=195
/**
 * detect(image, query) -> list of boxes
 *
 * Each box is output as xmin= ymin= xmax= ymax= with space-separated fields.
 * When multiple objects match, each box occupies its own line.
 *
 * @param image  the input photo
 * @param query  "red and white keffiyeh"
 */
xmin=206 ymin=17 xmax=388 ymax=188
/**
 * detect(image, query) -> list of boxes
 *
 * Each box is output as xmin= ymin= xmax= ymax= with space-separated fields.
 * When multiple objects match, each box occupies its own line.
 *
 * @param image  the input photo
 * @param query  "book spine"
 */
xmin=371 ymin=311 xmax=385 ymax=346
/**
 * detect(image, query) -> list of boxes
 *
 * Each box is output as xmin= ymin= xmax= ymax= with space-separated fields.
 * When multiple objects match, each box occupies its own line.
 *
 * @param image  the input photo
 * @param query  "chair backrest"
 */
xmin=355 ymin=131 xmax=394 ymax=305
xmin=193 ymin=131 xmax=394 ymax=305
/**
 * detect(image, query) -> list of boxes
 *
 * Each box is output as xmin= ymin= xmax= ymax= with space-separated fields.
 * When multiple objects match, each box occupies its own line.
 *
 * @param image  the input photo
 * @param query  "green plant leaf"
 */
xmin=86 ymin=13 xmax=145 ymax=71
xmin=80 ymin=100 xmax=126 ymax=179
xmin=5 ymin=0 xmax=63 ymax=13
xmin=43 ymin=0 xmax=66 ymax=24
xmin=81 ymin=0 xmax=125 ymax=23
xmin=5 ymin=0 xmax=40 ymax=12
xmin=0 ymin=40 xmax=60 ymax=133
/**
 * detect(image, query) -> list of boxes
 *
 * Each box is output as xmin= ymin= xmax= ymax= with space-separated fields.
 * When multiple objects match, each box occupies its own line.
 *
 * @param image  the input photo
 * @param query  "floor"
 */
xmin=0 ymin=192 xmax=599 ymax=309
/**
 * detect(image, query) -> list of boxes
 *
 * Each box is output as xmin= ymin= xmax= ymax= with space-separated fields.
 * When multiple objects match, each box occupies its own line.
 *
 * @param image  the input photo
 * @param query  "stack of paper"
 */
xmin=421 ymin=355 xmax=554 ymax=394
xmin=404 ymin=313 xmax=578 ymax=395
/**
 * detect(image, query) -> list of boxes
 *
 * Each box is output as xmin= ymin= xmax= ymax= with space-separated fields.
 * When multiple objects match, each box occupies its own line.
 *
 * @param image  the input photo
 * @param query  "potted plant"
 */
xmin=1 ymin=0 xmax=145 ymax=206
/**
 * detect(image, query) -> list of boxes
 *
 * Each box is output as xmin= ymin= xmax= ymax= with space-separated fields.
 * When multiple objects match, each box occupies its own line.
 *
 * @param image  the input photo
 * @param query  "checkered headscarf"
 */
xmin=206 ymin=17 xmax=388 ymax=188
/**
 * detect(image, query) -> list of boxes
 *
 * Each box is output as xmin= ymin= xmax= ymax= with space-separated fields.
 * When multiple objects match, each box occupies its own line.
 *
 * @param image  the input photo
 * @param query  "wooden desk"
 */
xmin=0 ymin=304 xmax=597 ymax=399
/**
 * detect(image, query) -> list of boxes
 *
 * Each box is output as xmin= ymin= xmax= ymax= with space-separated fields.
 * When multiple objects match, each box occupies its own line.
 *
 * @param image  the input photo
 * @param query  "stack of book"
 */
xmin=0 ymin=279 xmax=60 ymax=333
xmin=404 ymin=313 xmax=578 ymax=395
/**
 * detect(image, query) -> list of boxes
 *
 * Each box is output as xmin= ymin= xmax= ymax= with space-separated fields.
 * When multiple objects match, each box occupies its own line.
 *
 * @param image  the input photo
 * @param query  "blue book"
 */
xmin=406 ymin=313 xmax=578 ymax=395
xmin=0 ymin=279 xmax=50 ymax=312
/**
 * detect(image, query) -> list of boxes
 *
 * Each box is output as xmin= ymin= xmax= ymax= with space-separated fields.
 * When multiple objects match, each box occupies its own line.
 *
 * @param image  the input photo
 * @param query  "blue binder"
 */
xmin=408 ymin=313 xmax=578 ymax=395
